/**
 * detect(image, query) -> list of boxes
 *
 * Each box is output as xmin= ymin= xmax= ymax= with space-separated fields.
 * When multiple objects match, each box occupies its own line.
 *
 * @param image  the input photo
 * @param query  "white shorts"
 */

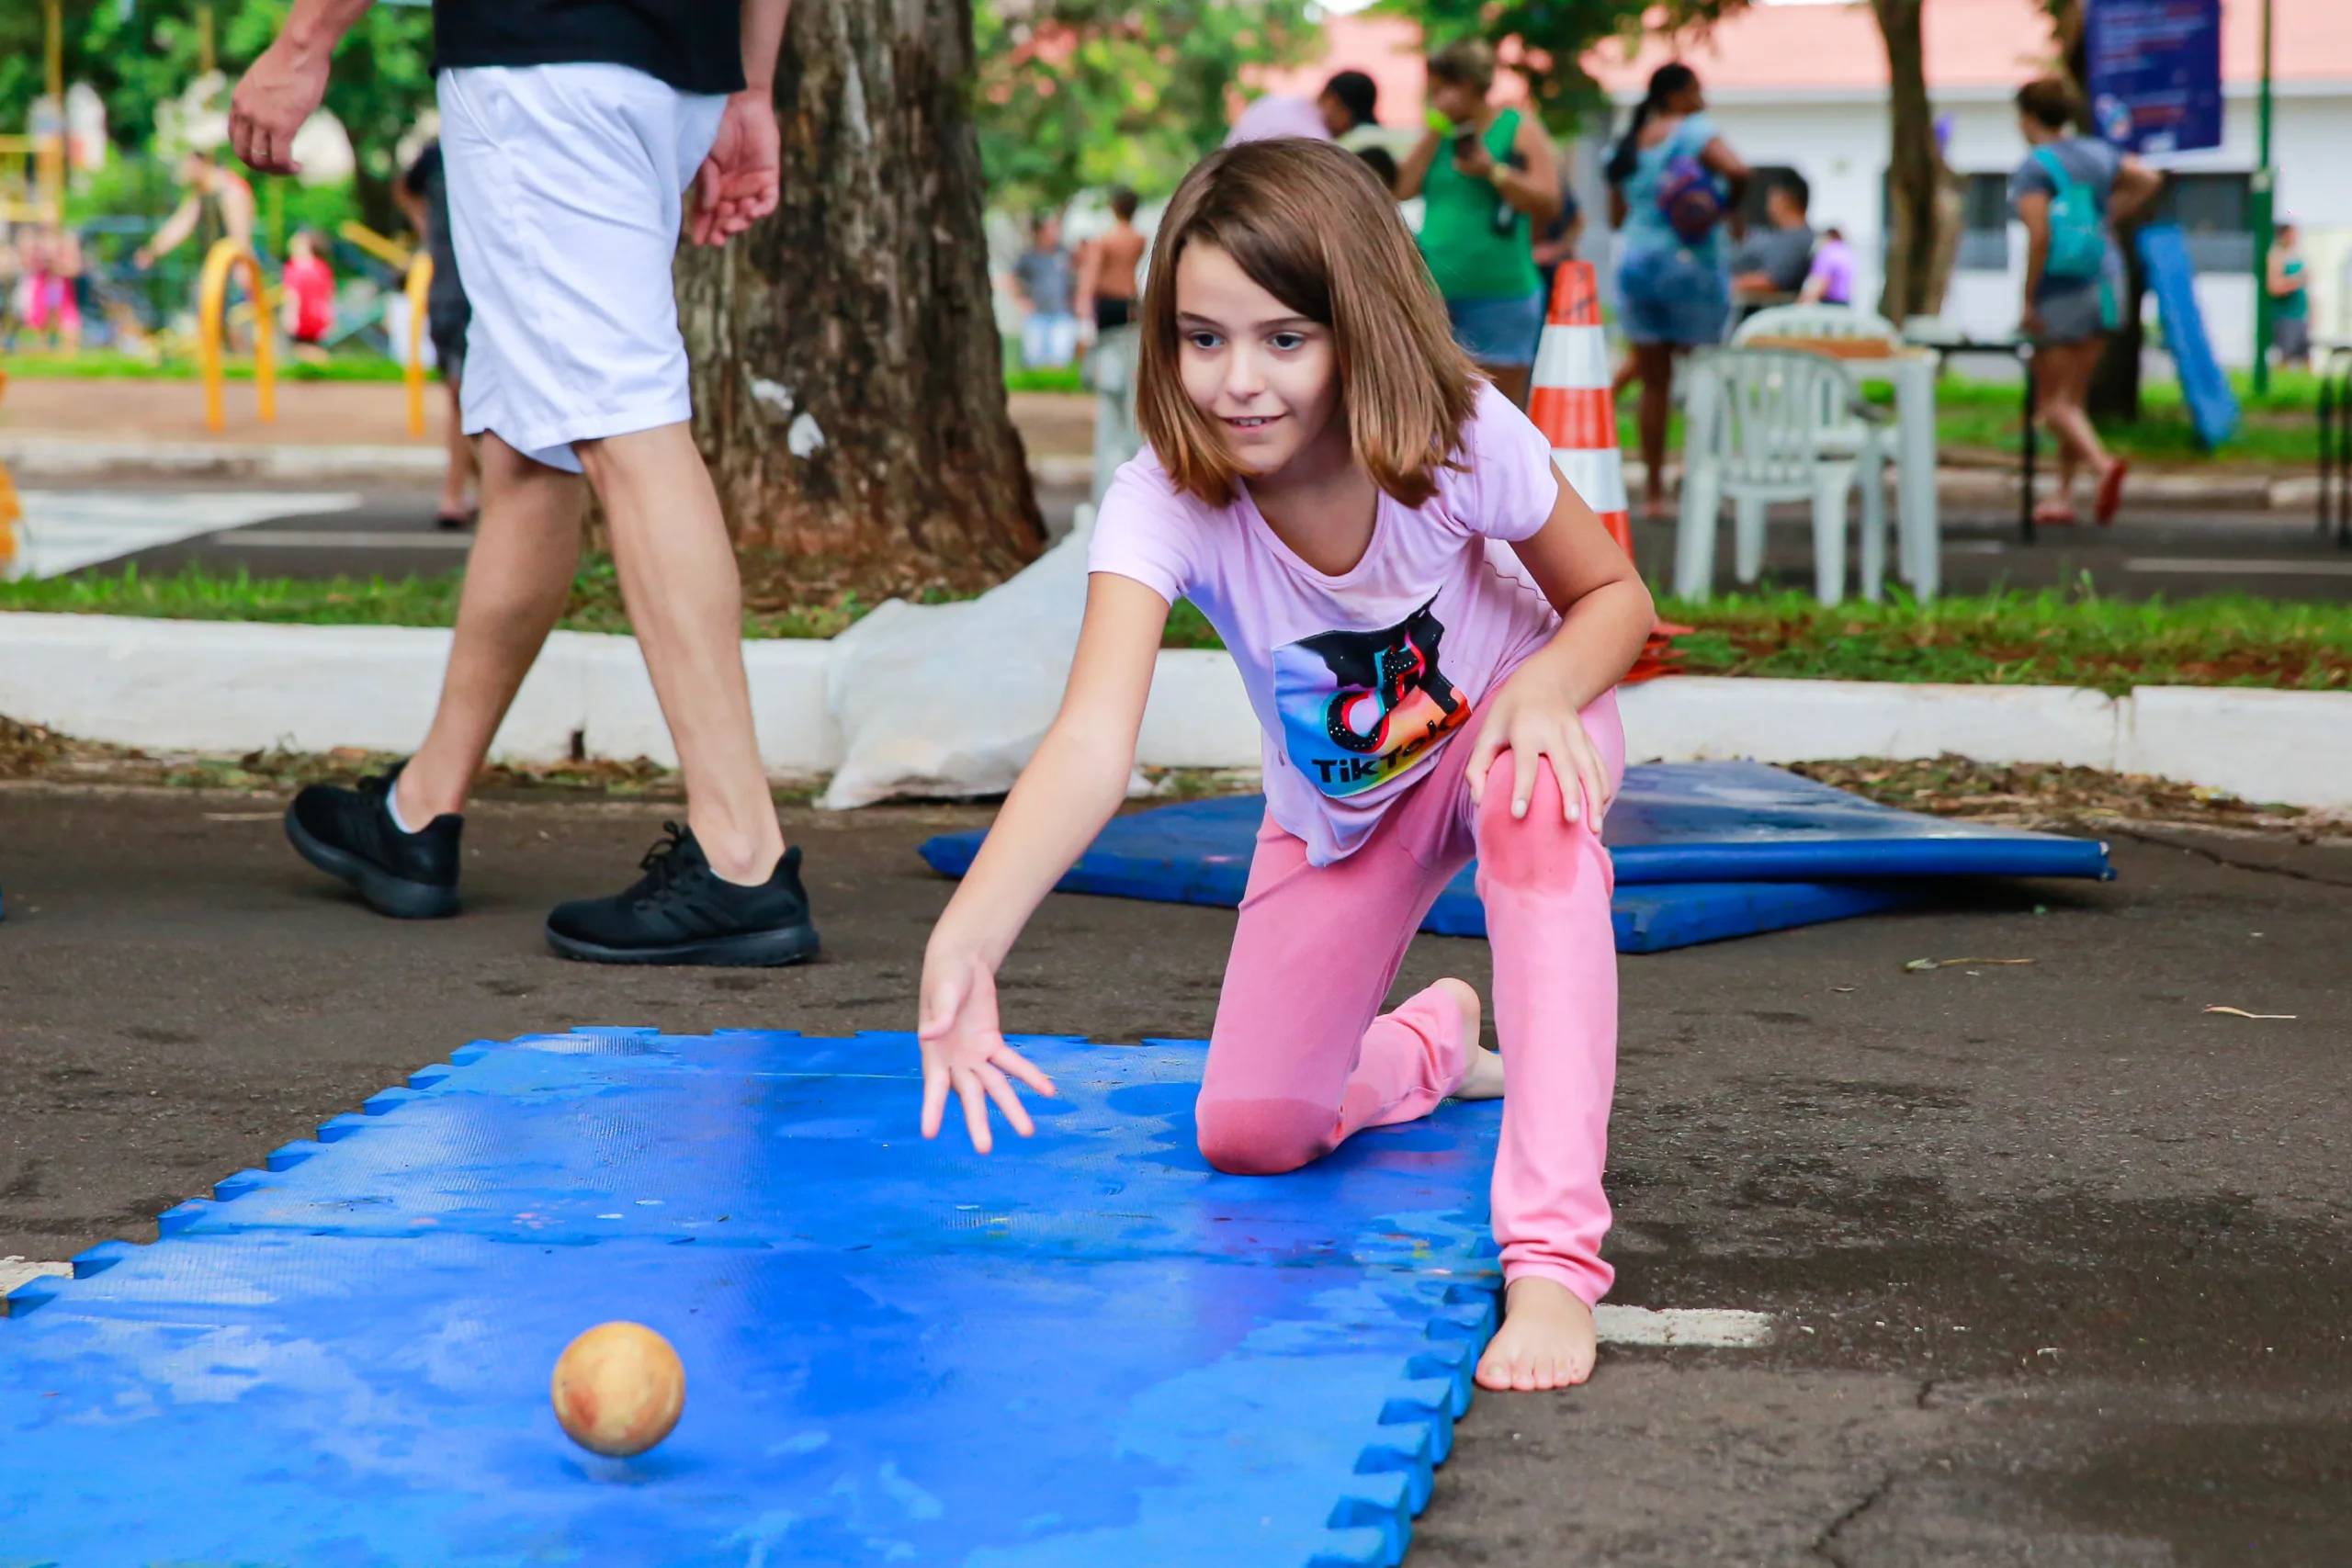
xmin=437 ymin=64 xmax=727 ymax=473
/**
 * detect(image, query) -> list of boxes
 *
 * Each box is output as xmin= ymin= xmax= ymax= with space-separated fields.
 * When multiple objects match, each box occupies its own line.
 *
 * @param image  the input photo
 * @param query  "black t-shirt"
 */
xmin=433 ymin=0 xmax=746 ymax=96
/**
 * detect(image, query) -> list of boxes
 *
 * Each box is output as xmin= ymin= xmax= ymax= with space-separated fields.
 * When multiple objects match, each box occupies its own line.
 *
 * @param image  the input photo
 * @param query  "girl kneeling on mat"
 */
xmin=914 ymin=139 xmax=1654 ymax=1392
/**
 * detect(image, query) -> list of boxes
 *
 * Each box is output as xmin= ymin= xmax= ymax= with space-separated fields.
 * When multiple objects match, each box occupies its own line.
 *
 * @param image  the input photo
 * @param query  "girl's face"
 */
xmin=1174 ymin=242 xmax=1343 ymax=480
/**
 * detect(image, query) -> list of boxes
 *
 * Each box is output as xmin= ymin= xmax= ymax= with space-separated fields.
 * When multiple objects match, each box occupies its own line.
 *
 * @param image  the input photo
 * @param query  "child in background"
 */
xmin=915 ymin=140 xmax=1653 ymax=1392
xmin=1800 ymin=225 xmax=1855 ymax=306
xmin=16 ymin=229 xmax=84 ymax=352
xmin=280 ymin=230 xmax=335 ymax=348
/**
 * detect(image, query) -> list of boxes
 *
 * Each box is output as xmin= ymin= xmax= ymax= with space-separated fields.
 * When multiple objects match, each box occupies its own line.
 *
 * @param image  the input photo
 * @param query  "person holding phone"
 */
xmin=1396 ymin=38 xmax=1559 ymax=408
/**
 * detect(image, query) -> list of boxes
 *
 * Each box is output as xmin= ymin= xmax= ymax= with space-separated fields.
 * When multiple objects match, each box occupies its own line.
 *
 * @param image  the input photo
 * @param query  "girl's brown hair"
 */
xmin=1136 ymin=137 xmax=1482 ymax=510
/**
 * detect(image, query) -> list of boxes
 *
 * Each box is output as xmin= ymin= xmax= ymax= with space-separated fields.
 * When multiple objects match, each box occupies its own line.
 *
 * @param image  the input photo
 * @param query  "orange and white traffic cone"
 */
xmin=1528 ymin=262 xmax=1685 ymax=682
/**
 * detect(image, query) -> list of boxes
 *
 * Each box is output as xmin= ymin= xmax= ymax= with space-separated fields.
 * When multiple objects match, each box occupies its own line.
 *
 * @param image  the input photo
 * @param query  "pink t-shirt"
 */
xmin=1090 ymin=382 xmax=1563 ymax=865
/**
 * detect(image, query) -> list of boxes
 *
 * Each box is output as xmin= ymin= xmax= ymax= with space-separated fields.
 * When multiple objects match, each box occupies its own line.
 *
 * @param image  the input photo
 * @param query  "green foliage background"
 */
xmin=1379 ymin=0 xmax=1747 ymax=137
xmin=973 ymin=0 xmax=1315 ymax=210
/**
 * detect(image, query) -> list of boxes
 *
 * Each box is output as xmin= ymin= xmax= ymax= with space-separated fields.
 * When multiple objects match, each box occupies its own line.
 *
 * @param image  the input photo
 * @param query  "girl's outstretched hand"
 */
xmin=917 ymin=948 xmax=1057 ymax=1154
xmin=1464 ymin=653 xmax=1613 ymax=828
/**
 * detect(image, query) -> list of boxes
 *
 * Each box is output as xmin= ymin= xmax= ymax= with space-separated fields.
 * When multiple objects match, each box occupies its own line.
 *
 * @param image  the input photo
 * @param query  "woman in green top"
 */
xmin=1396 ymin=38 xmax=1561 ymax=407
xmin=2269 ymin=219 xmax=2311 ymax=367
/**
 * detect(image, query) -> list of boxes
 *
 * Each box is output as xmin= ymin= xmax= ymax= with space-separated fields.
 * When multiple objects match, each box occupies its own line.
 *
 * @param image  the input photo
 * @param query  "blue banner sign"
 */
xmin=2085 ymin=0 xmax=2224 ymax=154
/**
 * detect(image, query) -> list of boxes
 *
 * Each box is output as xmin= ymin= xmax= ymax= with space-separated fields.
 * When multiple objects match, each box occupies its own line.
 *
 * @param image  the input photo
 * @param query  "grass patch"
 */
xmin=7 ymin=569 xmax=2347 ymax=694
xmin=2 ymin=349 xmax=412 ymax=383
xmin=1658 ymin=588 xmax=2352 ymax=694
xmin=0 ymin=559 xmax=873 ymax=641
xmin=1004 ymin=365 xmax=1085 ymax=394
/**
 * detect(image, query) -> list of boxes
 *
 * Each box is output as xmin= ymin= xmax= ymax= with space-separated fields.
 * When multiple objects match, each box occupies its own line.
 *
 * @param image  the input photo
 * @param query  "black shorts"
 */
xmin=1094 ymin=297 xmax=1135 ymax=333
xmin=428 ymin=299 xmax=470 ymax=384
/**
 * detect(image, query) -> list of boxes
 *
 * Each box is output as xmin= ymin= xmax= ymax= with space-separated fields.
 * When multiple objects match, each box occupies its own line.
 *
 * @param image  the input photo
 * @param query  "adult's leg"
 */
xmin=437 ymin=378 xmax=477 ymax=522
xmin=1194 ymin=815 xmax=1474 ymax=1177
xmin=1481 ymin=361 xmax=1532 ymax=409
xmin=395 ymin=434 xmax=582 ymax=823
xmin=573 ymin=423 xmax=785 ymax=886
xmin=1636 ymin=343 xmax=1679 ymax=513
xmin=1469 ymin=694 xmax=1625 ymax=1388
xmin=2039 ymin=339 xmax=2113 ymax=501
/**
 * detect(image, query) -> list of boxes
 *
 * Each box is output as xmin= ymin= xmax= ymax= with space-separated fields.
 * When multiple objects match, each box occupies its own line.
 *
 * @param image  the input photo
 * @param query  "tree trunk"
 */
xmin=674 ymin=0 xmax=1046 ymax=601
xmin=1872 ymin=0 xmax=1939 ymax=324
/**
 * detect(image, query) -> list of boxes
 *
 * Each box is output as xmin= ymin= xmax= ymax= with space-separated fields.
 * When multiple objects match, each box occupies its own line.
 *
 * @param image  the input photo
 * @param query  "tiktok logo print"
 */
xmin=1273 ymin=596 xmax=1471 ymax=798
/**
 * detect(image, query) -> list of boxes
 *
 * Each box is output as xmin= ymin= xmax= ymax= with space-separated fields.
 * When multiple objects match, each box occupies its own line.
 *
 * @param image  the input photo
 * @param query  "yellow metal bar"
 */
xmin=198 ymin=238 xmax=277 ymax=432
xmin=404 ymin=254 xmax=434 ymax=438
xmin=39 ymin=0 xmax=65 ymax=222
xmin=335 ymin=220 xmax=415 ymax=272
xmin=0 ymin=367 xmax=18 ymax=570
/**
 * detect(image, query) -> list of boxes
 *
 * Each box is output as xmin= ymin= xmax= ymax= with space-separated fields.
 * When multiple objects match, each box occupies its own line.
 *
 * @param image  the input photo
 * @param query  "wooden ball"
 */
xmin=550 ymin=1321 xmax=685 ymax=1457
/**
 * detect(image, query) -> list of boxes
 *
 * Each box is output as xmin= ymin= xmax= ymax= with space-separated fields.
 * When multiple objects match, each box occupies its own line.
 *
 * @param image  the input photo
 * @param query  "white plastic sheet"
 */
xmin=819 ymin=506 xmax=1141 ymax=809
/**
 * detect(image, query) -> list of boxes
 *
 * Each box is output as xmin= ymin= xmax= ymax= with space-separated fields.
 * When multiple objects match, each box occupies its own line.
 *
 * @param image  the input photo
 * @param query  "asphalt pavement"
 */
xmin=2 ymin=785 xmax=2346 ymax=1563
xmin=7 ymin=476 xmax=2340 ymax=602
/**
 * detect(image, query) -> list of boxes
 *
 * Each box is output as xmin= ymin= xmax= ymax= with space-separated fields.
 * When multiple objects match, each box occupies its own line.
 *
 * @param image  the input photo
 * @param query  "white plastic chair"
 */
xmin=1730 ymin=304 xmax=1902 ymax=468
xmin=1731 ymin=303 xmax=1938 ymax=592
xmin=1673 ymin=349 xmax=1891 ymax=603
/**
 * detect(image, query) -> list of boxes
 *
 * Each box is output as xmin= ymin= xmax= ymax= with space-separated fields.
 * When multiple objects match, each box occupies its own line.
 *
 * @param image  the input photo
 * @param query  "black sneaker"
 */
xmin=545 ymin=823 xmax=820 ymax=966
xmin=284 ymin=763 xmax=462 ymax=919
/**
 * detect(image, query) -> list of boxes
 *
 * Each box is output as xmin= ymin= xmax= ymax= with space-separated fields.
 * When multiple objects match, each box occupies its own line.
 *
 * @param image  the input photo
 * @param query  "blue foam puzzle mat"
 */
xmin=1 ymin=1030 xmax=1501 ymax=1567
xmin=918 ymin=761 xmax=2105 ymax=950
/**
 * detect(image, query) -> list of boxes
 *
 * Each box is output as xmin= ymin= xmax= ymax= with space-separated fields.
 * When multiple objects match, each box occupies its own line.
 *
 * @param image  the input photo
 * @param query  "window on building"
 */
xmin=1958 ymin=172 xmax=2010 ymax=271
xmin=2151 ymin=172 xmax=2252 ymax=273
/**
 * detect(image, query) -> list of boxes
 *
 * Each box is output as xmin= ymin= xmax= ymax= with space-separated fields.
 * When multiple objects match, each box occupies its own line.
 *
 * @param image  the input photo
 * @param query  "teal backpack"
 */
xmin=2032 ymin=145 xmax=2108 ymax=281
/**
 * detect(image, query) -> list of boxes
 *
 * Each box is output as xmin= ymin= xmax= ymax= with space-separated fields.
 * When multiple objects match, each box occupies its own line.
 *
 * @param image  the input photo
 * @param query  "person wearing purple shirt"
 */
xmin=1801 ymin=226 xmax=1855 ymax=306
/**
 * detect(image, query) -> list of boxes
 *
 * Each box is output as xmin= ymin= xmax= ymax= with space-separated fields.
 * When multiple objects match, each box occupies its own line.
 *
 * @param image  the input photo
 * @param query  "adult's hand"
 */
xmin=691 ymin=91 xmax=782 ymax=247
xmin=228 ymin=32 xmax=333 ymax=175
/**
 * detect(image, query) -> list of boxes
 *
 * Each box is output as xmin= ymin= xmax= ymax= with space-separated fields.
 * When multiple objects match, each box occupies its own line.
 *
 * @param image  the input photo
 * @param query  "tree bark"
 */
xmin=1871 ymin=0 xmax=1939 ymax=324
xmin=674 ymin=0 xmax=1046 ymax=600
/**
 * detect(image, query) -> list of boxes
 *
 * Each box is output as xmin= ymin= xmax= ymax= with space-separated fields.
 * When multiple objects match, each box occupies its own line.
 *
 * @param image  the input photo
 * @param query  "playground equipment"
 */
xmin=0 ymin=2 xmax=66 ymax=228
xmin=0 ymin=370 xmax=19 ymax=571
xmin=403 ymin=254 xmax=434 ymax=438
xmin=197 ymin=237 xmax=276 ymax=433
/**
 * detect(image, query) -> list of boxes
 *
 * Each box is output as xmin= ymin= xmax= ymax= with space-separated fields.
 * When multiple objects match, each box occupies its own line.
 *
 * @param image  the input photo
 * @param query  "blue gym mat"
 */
xmin=917 ymin=761 xmax=2108 ymax=952
xmin=1 ymin=1029 xmax=1500 ymax=1567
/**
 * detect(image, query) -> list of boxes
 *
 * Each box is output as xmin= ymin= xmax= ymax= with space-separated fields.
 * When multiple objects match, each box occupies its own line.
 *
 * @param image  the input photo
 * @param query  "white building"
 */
xmin=1275 ymin=0 xmax=2352 ymax=366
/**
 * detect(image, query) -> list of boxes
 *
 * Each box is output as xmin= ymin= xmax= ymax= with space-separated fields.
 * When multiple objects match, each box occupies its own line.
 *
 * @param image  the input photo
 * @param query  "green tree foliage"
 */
xmin=975 ymin=0 xmax=1315 ymax=210
xmin=1383 ymin=0 xmax=1746 ymax=135
xmin=2 ymin=1 xmax=433 ymax=227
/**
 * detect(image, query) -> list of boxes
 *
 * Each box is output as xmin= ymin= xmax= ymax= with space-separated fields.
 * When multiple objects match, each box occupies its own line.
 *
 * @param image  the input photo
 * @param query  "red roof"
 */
xmin=1253 ymin=0 xmax=2351 ymax=126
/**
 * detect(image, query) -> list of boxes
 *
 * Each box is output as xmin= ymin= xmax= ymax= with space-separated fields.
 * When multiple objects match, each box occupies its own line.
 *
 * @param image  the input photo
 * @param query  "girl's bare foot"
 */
xmin=1433 ymin=978 xmax=1503 ymax=1100
xmin=1476 ymin=1277 xmax=1598 ymax=1392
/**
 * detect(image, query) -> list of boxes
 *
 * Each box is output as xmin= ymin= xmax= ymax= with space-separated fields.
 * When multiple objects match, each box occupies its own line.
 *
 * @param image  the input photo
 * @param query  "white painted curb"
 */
xmin=2 ymin=612 xmax=2347 ymax=810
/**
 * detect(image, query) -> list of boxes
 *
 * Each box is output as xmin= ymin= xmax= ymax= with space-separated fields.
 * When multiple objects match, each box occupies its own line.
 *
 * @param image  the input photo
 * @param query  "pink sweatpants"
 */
xmin=1194 ymin=689 xmax=1624 ymax=1305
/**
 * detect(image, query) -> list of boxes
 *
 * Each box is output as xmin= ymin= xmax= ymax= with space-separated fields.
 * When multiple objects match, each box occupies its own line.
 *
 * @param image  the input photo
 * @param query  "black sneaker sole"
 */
xmin=544 ymin=921 xmax=821 ymax=967
xmin=284 ymin=810 xmax=460 ymax=919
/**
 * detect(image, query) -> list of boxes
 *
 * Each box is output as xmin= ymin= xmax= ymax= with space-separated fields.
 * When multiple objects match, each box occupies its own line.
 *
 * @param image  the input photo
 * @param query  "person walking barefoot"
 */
xmin=231 ymin=0 xmax=818 ymax=965
xmin=913 ymin=141 xmax=1652 ymax=1393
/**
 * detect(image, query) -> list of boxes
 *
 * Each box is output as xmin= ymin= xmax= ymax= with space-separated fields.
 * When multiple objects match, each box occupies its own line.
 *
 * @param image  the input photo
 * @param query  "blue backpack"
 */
xmin=2033 ymin=145 xmax=2108 ymax=281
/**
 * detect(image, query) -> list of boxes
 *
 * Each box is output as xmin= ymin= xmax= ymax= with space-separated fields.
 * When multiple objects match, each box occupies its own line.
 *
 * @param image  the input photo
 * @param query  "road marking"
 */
xmin=201 ymin=529 xmax=472 ymax=550
xmin=2126 ymin=557 xmax=2352 ymax=576
xmin=12 ymin=491 xmax=361 ymax=580
xmin=1594 ymin=1305 xmax=1773 ymax=1348
xmin=0 ymin=1258 xmax=72 ymax=1295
